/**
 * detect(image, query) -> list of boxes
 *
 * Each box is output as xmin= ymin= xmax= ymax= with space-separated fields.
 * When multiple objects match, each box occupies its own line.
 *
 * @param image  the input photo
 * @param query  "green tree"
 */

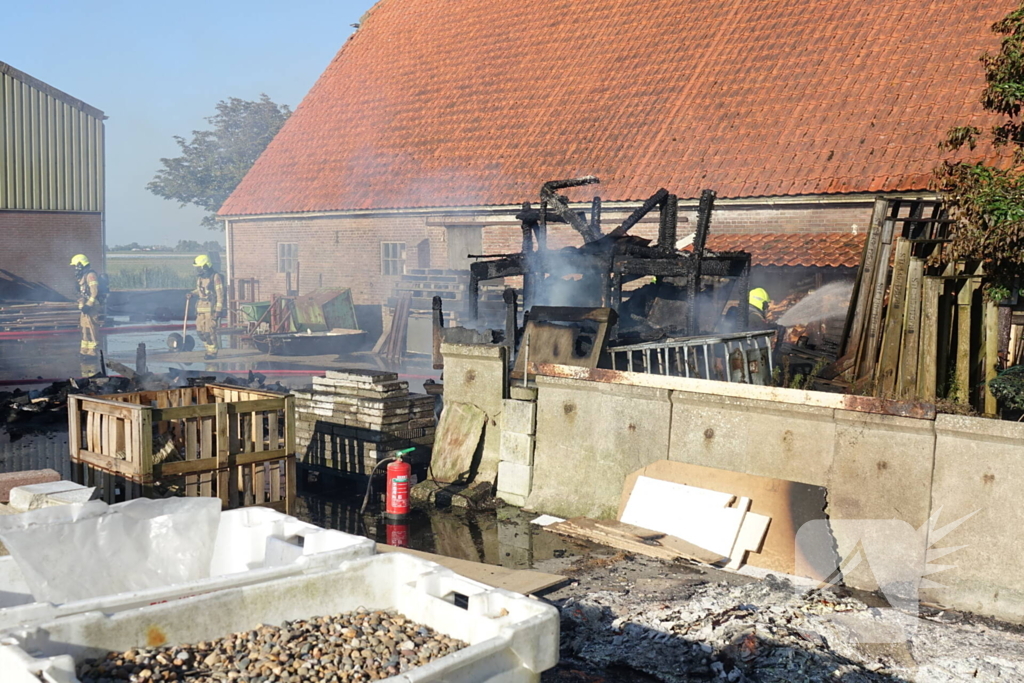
xmin=147 ymin=95 xmax=291 ymax=230
xmin=935 ymin=4 xmax=1024 ymax=300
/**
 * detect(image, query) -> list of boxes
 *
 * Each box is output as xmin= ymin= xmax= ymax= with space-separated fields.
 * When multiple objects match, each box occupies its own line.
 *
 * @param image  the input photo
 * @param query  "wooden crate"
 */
xmin=67 ymin=384 xmax=297 ymax=512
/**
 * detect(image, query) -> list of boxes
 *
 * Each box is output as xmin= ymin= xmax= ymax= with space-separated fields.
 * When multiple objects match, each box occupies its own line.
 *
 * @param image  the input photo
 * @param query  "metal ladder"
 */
xmin=607 ymin=330 xmax=776 ymax=384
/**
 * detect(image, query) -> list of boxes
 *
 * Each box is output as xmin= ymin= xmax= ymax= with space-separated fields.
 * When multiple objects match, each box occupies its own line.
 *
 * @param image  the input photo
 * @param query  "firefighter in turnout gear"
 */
xmin=71 ymin=254 xmax=104 ymax=363
xmin=190 ymin=254 xmax=226 ymax=360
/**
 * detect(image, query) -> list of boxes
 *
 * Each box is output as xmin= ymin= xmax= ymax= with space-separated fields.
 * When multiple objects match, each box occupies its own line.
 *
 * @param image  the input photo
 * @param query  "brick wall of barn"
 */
xmin=0 ymin=211 xmax=102 ymax=300
xmin=228 ymin=200 xmax=874 ymax=308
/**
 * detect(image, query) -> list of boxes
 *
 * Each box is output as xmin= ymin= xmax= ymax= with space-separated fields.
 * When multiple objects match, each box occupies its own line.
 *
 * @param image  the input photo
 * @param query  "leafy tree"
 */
xmin=147 ymin=95 xmax=291 ymax=230
xmin=934 ymin=5 xmax=1024 ymax=300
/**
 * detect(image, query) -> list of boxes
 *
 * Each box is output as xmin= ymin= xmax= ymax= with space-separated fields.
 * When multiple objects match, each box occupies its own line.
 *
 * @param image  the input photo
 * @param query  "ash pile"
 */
xmin=294 ymin=369 xmax=436 ymax=478
xmin=558 ymin=566 xmax=1024 ymax=682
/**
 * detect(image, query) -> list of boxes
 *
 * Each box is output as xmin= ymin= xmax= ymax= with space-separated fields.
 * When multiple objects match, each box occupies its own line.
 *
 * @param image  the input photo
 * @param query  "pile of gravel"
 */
xmin=77 ymin=608 xmax=467 ymax=682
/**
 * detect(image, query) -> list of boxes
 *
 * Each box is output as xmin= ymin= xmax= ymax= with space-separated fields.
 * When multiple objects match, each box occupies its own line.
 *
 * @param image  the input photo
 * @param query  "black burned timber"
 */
xmin=467 ymin=178 xmax=752 ymax=337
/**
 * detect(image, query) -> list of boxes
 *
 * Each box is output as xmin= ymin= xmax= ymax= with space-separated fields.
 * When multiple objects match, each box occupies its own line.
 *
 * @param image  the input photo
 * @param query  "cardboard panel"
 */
xmin=619 ymin=460 xmax=833 ymax=579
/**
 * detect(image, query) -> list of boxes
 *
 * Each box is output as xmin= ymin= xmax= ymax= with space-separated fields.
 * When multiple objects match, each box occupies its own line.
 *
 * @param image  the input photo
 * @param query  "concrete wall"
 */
xmin=440 ymin=348 xmax=1024 ymax=622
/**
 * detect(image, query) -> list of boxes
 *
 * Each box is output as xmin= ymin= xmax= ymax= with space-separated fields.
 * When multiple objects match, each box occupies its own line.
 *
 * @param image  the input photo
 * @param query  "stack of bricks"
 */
xmin=294 ymin=369 xmax=436 ymax=476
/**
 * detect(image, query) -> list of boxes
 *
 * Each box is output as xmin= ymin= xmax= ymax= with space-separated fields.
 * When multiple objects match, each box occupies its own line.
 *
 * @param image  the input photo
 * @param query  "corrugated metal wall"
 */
xmin=0 ymin=68 xmax=104 ymax=213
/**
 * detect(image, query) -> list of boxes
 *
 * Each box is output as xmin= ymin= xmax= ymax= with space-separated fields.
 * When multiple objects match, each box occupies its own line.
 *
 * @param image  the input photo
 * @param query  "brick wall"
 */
xmin=229 ymin=200 xmax=875 ymax=306
xmin=0 ymin=211 xmax=102 ymax=300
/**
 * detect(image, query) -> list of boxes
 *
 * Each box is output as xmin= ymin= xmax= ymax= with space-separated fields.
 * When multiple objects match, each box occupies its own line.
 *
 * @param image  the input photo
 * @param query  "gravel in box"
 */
xmin=76 ymin=608 xmax=468 ymax=682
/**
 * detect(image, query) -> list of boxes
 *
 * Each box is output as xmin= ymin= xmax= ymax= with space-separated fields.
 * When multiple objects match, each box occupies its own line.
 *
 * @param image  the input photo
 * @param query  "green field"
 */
xmin=105 ymin=253 xmax=224 ymax=290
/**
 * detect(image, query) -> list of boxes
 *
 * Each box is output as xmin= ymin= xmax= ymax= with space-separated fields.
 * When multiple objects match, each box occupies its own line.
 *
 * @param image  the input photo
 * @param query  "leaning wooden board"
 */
xmin=376 ymin=544 xmax=567 ymax=595
xmin=618 ymin=461 xmax=835 ymax=581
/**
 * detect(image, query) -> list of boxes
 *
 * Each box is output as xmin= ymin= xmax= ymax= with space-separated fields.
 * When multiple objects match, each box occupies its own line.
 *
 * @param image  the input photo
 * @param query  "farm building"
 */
xmin=0 ymin=60 xmax=105 ymax=301
xmin=218 ymin=0 xmax=1013 ymax=333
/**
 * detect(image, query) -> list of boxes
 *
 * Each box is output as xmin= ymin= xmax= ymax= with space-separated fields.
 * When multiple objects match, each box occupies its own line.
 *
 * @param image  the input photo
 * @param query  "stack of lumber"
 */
xmin=0 ymin=301 xmax=79 ymax=331
xmin=837 ymin=198 xmax=1001 ymax=413
xmin=294 ymin=369 xmax=436 ymax=476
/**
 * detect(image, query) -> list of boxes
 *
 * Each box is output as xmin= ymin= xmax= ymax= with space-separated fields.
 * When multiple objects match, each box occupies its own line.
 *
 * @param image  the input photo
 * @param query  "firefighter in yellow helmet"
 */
xmin=748 ymin=287 xmax=772 ymax=325
xmin=189 ymin=254 xmax=226 ymax=360
xmin=70 ymin=254 xmax=105 ymax=364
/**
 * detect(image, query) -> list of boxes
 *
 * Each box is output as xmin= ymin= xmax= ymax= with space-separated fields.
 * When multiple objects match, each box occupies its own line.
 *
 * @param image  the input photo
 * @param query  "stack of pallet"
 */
xmin=294 ymin=369 xmax=436 ymax=477
xmin=0 ymin=301 xmax=79 ymax=331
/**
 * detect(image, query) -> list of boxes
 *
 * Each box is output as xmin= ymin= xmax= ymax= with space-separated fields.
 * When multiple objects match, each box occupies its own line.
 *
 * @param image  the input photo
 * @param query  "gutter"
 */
xmin=218 ymin=192 xmax=940 ymax=223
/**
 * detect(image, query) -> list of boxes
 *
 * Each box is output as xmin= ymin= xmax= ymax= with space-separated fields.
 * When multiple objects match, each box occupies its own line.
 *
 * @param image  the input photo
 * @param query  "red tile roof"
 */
xmin=220 ymin=0 xmax=1014 ymax=217
xmin=705 ymin=232 xmax=866 ymax=268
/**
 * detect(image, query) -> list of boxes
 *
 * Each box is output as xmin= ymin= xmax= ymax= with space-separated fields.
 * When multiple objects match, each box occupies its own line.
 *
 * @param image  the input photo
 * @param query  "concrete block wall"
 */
xmin=438 ymin=343 xmax=507 ymax=482
xmin=479 ymin=363 xmax=1024 ymax=624
xmin=496 ymin=398 xmax=537 ymax=505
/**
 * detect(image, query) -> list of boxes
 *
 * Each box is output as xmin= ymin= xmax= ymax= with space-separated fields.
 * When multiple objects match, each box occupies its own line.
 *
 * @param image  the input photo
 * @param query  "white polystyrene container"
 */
xmin=0 ymin=506 xmax=375 ymax=631
xmin=1 ymin=552 xmax=559 ymax=683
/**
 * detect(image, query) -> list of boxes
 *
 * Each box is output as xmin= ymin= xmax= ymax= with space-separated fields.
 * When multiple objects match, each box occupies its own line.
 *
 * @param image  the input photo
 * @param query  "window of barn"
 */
xmin=381 ymin=242 xmax=406 ymax=275
xmin=277 ymin=243 xmax=298 ymax=273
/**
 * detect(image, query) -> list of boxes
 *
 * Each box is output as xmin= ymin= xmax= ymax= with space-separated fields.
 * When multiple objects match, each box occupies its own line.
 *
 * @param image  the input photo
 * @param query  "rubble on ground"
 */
xmin=0 ymin=366 xmax=288 ymax=439
xmin=548 ymin=555 xmax=1024 ymax=683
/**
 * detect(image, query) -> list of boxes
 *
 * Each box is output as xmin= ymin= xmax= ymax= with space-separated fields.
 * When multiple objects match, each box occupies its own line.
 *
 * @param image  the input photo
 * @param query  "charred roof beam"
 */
xmin=541 ymin=177 xmax=602 ymax=243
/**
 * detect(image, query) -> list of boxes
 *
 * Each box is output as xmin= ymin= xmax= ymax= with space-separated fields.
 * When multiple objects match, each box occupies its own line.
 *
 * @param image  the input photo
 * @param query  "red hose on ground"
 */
xmin=0 ymin=371 xmax=439 ymax=386
xmin=0 ymin=324 xmax=195 ymax=340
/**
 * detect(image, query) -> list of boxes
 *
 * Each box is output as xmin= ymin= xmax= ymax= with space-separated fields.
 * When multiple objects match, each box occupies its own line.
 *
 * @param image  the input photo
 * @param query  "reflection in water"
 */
xmin=294 ymin=487 xmax=578 ymax=570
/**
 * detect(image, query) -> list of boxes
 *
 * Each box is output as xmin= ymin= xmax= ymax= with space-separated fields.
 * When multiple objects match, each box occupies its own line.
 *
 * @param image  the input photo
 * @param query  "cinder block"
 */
xmin=502 ymin=399 xmax=537 ymax=435
xmin=497 ymin=461 xmax=533 ymax=499
xmin=500 ymin=431 xmax=535 ymax=466
xmin=10 ymin=481 xmax=96 ymax=511
xmin=510 ymin=386 xmax=538 ymax=401
xmin=0 ymin=469 xmax=60 ymax=503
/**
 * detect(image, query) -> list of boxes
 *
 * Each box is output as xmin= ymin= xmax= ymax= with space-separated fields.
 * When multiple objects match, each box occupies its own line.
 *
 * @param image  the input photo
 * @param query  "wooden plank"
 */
xmin=76 ymin=397 xmax=140 ymax=420
xmin=955 ymin=278 xmax=974 ymax=404
xmin=152 ymin=404 xmax=217 ymax=421
xmin=285 ymin=395 xmax=297 ymax=514
xmin=268 ymin=410 xmax=280 ymax=504
xmin=898 ymin=258 xmax=924 ymax=398
xmin=253 ymin=412 xmax=265 ymax=505
xmin=876 ymin=238 xmax=912 ymax=396
xmin=917 ymin=276 xmax=941 ymax=400
xmin=200 ymin=416 xmax=214 ymax=497
xmin=842 ymin=197 xmax=888 ymax=359
xmin=137 ymin=408 xmax=154 ymax=490
xmin=215 ymin=402 xmax=231 ymax=508
xmin=857 ymin=228 xmax=895 ymax=379
xmin=186 ymin=418 xmax=199 ymax=497
xmin=77 ymin=449 xmax=140 ymax=478
xmin=546 ymin=517 xmax=727 ymax=564
xmin=226 ymin=398 xmax=287 ymax=415
xmin=984 ymin=299 xmax=1000 ymax=416
xmin=68 ymin=396 xmax=81 ymax=459
xmin=375 ymin=544 xmax=567 ymax=595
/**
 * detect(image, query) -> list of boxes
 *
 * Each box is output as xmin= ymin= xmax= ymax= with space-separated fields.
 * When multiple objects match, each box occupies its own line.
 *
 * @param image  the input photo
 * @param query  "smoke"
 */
xmin=776 ymin=280 xmax=854 ymax=327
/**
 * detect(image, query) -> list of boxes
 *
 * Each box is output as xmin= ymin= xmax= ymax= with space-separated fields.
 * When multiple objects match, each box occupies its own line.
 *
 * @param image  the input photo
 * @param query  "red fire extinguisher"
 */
xmin=386 ymin=448 xmax=415 ymax=517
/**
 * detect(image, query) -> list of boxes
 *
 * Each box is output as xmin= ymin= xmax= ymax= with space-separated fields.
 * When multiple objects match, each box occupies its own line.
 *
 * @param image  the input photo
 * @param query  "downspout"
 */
xmin=224 ymin=217 xmax=234 ymax=325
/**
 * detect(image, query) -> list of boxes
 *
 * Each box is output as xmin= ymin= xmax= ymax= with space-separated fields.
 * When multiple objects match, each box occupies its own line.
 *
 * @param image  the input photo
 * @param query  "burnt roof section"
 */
xmin=0 ymin=60 xmax=106 ymax=120
xmin=220 ymin=0 xmax=1014 ymax=217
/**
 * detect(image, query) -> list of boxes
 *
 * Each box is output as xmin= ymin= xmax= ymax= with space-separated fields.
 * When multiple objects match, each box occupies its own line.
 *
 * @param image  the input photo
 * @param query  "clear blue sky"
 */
xmin=4 ymin=0 xmax=376 ymax=247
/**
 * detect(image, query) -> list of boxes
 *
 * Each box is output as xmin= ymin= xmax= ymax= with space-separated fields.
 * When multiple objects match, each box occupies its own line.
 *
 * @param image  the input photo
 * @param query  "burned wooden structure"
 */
xmin=465 ymin=177 xmax=752 ymax=339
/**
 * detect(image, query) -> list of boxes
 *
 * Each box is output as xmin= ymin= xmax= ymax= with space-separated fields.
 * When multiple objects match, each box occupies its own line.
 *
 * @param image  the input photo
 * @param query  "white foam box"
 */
xmin=1 ymin=552 xmax=559 ymax=683
xmin=0 ymin=506 xmax=375 ymax=630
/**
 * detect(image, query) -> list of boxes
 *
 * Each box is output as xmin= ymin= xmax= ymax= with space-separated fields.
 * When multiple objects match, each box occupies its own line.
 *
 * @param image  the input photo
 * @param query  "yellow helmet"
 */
xmin=749 ymin=287 xmax=771 ymax=312
xmin=193 ymin=254 xmax=212 ymax=268
xmin=70 ymin=254 xmax=90 ymax=267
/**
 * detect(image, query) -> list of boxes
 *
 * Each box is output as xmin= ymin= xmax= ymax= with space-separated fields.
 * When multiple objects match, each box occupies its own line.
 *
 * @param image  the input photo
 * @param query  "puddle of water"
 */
xmin=294 ymin=480 xmax=579 ymax=570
